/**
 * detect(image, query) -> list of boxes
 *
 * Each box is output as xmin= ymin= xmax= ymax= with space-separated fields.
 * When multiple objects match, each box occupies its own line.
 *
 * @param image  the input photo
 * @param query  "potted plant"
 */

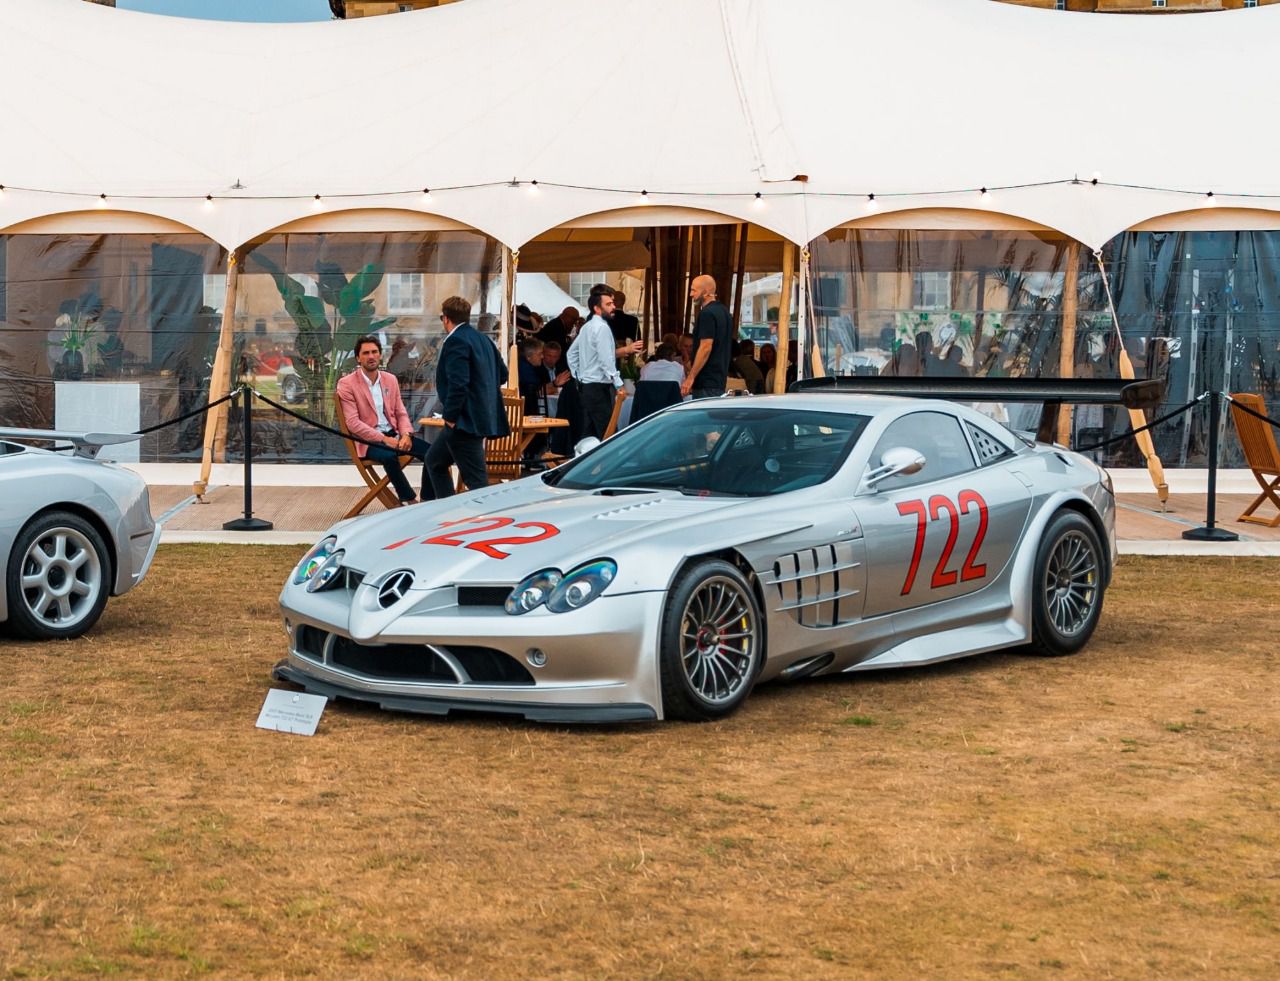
xmin=51 ymin=290 xmax=105 ymax=380
xmin=619 ymin=353 xmax=640 ymax=395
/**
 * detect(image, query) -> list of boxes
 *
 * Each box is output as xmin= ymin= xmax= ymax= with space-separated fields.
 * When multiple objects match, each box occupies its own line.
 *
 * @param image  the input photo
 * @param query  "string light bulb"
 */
xmin=96 ymin=192 xmax=108 ymax=208
xmin=527 ymin=180 xmax=539 ymax=195
xmin=866 ymin=193 xmax=879 ymax=211
xmin=637 ymin=189 xmax=650 ymax=205
xmin=203 ymin=194 xmax=214 ymax=211
xmin=421 ymin=187 xmax=431 ymax=199
xmin=753 ymin=191 xmax=765 ymax=209
xmin=1206 ymin=190 xmax=1217 ymax=207
xmin=311 ymin=193 xmax=323 ymax=211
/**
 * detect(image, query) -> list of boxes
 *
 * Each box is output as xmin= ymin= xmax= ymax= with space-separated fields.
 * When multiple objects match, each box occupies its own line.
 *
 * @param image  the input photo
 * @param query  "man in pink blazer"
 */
xmin=336 ymin=335 xmax=430 ymax=504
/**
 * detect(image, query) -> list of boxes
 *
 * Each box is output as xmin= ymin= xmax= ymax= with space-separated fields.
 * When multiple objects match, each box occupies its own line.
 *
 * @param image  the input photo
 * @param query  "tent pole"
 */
xmin=681 ymin=226 xmax=694 ymax=333
xmin=797 ymin=246 xmax=811 ymax=380
xmin=503 ymin=247 xmax=518 ymax=390
xmin=730 ymin=222 xmax=748 ymax=334
xmin=194 ymin=248 xmax=239 ymax=499
xmin=773 ymin=242 xmax=796 ymax=394
xmin=1056 ymin=240 xmax=1080 ymax=445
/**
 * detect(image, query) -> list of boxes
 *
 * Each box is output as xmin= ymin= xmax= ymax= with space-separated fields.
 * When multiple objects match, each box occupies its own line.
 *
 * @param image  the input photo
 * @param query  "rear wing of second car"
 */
xmin=0 ymin=427 xmax=142 ymax=459
xmin=789 ymin=376 xmax=1165 ymax=444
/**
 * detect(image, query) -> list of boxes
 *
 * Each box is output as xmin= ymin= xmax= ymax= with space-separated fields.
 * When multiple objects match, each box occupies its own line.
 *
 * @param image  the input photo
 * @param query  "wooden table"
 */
xmin=419 ymin=414 xmax=569 ymax=457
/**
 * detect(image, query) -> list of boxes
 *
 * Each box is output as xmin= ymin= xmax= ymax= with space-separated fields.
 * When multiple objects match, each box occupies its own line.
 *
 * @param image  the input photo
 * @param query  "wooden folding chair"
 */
xmin=334 ymin=393 xmax=411 ymax=519
xmin=455 ymin=390 xmax=525 ymax=491
xmin=602 ymin=388 xmax=628 ymax=439
xmin=1229 ymin=392 xmax=1280 ymax=527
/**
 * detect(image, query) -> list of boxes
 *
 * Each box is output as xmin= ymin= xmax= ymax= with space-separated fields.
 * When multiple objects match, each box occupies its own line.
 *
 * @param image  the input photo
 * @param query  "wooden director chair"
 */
xmin=334 ymin=393 xmax=412 ymax=519
xmin=457 ymin=390 xmax=526 ymax=491
xmin=602 ymin=388 xmax=627 ymax=439
xmin=1229 ymin=392 xmax=1280 ymax=527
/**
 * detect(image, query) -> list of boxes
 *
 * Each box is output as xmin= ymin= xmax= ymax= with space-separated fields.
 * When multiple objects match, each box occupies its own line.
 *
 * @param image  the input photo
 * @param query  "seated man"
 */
xmin=335 ymin=335 xmax=430 ymax=504
xmin=542 ymin=340 xmax=570 ymax=386
xmin=733 ymin=339 xmax=765 ymax=394
xmin=640 ymin=343 xmax=686 ymax=384
xmin=518 ymin=337 xmax=554 ymax=415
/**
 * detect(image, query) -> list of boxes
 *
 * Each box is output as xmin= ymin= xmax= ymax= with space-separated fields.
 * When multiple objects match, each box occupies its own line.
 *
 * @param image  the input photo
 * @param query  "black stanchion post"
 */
xmin=223 ymin=388 xmax=274 ymax=532
xmin=1183 ymin=390 xmax=1237 ymax=542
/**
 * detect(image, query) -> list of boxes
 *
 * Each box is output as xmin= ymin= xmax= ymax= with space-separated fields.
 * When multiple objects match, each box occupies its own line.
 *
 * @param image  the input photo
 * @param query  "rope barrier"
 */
xmin=132 ymin=386 xmax=245 ymax=435
xmin=1073 ymin=394 xmax=1208 ymax=452
xmin=250 ymin=389 xmax=562 ymax=472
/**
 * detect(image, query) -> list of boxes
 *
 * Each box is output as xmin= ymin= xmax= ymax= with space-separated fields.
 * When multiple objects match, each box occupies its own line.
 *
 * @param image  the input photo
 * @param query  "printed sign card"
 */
xmin=256 ymin=689 xmax=328 ymax=736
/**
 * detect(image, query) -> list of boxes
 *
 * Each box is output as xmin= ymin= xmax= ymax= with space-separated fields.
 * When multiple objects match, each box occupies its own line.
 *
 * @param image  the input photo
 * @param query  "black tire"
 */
xmin=658 ymin=559 xmax=764 ymax=722
xmin=281 ymin=374 xmax=305 ymax=404
xmin=5 ymin=511 xmax=111 ymax=641
xmin=1026 ymin=510 xmax=1105 ymax=657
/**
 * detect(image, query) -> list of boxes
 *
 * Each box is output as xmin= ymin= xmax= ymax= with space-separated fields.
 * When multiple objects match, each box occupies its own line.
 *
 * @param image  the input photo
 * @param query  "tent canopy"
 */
xmin=3 ymin=0 xmax=1279 ymax=250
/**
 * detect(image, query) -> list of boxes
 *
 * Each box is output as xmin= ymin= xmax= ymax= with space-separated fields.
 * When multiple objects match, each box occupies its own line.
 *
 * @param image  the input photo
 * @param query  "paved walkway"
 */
xmin=134 ymin=466 xmax=1279 ymax=555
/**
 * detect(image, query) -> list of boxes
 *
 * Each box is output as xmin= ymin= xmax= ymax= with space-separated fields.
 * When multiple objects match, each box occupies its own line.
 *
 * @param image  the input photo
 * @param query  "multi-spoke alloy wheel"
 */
xmin=1028 ymin=511 xmax=1106 ymax=657
xmin=660 ymin=560 xmax=763 ymax=721
xmin=6 ymin=512 xmax=110 ymax=640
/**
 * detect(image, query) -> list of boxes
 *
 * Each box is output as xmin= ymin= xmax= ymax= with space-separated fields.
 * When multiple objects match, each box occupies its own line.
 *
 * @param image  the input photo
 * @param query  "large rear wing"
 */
xmin=789 ymin=376 xmax=1165 ymax=443
xmin=0 ymin=427 xmax=142 ymax=459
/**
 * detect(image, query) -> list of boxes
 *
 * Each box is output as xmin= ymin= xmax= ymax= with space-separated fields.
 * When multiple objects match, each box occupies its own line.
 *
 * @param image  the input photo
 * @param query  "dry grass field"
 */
xmin=0 ymin=546 xmax=1276 ymax=978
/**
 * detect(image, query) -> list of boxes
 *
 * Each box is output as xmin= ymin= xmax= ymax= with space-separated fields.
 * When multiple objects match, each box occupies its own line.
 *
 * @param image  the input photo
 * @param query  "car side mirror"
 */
xmin=861 ymin=446 xmax=926 ymax=492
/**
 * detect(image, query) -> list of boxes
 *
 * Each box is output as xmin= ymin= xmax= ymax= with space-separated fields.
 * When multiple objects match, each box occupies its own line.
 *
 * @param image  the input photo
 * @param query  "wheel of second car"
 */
xmin=5 ymin=511 xmax=111 ymax=641
xmin=658 ymin=559 xmax=764 ymax=722
xmin=1026 ymin=509 xmax=1105 ymax=657
xmin=281 ymin=373 xmax=305 ymax=404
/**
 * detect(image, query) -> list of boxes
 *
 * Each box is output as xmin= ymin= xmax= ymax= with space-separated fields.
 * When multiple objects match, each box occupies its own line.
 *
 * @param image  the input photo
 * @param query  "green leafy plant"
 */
xmin=50 ymin=289 xmax=119 ymax=379
xmin=252 ymin=254 xmax=396 ymax=421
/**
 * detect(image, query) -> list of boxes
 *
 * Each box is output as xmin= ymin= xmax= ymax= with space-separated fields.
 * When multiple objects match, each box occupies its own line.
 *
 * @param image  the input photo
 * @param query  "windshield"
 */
xmin=546 ymin=405 xmax=870 ymax=497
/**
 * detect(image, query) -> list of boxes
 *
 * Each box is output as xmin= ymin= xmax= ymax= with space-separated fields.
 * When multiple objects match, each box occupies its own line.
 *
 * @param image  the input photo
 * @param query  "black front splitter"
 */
xmin=272 ymin=661 xmax=658 ymax=724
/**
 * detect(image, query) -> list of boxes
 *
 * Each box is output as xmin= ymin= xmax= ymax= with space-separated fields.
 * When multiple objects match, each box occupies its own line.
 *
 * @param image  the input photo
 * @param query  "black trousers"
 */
xmin=690 ymin=386 xmax=724 ymax=401
xmin=579 ymin=382 xmax=617 ymax=440
xmin=424 ymin=426 xmax=488 ymax=499
xmin=365 ymin=436 xmax=430 ymax=502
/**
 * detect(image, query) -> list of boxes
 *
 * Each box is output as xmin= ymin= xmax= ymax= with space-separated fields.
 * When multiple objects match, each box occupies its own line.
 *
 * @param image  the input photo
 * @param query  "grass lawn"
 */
xmin=0 ymin=547 xmax=1276 ymax=977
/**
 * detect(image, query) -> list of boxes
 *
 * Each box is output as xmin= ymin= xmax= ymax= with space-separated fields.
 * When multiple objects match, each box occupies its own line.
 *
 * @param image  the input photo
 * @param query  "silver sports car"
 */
xmin=0 ymin=430 xmax=159 ymax=640
xmin=275 ymin=391 xmax=1117 ymax=723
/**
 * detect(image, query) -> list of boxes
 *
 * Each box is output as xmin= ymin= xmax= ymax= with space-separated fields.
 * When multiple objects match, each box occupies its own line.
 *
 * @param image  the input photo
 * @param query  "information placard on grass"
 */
xmin=256 ymin=689 xmax=327 ymax=736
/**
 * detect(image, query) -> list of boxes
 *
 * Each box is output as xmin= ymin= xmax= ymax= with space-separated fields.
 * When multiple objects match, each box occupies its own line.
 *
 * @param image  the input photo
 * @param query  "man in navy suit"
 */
xmin=424 ymin=295 xmax=510 ymax=499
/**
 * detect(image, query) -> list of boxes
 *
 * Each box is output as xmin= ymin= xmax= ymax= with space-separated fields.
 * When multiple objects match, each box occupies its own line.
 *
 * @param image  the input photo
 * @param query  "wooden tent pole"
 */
xmin=504 ymin=247 xmax=519 ymax=390
xmin=730 ymin=222 xmax=748 ymax=332
xmin=194 ymin=248 xmax=240 ymax=499
xmin=1056 ymin=240 xmax=1080 ymax=445
xmin=681 ymin=226 xmax=694 ymax=333
xmin=773 ymin=242 xmax=796 ymax=394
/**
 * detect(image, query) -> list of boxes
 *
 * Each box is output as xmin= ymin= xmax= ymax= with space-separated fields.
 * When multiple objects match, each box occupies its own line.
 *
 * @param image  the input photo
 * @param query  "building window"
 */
xmin=1244 ymin=0 xmax=1258 ymax=7
xmin=912 ymin=271 xmax=952 ymax=311
xmin=1055 ymin=0 xmax=1066 ymax=8
xmin=1151 ymin=0 xmax=1166 ymax=7
xmin=398 ymin=3 xmax=414 ymax=11
xmin=386 ymin=273 xmax=424 ymax=314
xmin=203 ymin=274 xmax=226 ymax=313
xmin=568 ymin=272 xmax=606 ymax=307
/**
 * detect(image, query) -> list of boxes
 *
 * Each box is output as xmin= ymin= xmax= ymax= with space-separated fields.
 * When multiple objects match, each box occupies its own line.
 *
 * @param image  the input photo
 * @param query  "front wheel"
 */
xmin=5 ymin=511 xmax=111 ymax=640
xmin=658 ymin=559 xmax=764 ymax=721
xmin=1026 ymin=510 xmax=1105 ymax=657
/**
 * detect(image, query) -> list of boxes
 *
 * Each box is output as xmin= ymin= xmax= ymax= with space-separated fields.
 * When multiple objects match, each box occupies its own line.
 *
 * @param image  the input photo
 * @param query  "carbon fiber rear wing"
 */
xmin=789 ymin=376 xmax=1165 ymax=443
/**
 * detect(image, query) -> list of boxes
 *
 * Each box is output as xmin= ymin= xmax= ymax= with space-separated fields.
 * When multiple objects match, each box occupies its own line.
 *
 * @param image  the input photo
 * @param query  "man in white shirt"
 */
xmin=639 ymin=343 xmax=686 ymax=385
xmin=568 ymin=287 xmax=623 ymax=440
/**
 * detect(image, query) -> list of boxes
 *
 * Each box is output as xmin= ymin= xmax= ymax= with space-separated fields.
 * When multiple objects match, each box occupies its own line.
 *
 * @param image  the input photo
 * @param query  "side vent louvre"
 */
xmin=770 ymin=540 xmax=862 ymax=628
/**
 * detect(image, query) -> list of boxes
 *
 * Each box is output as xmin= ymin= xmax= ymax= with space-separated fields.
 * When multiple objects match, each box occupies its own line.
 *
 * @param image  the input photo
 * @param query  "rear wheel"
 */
xmin=5 ymin=511 xmax=110 ymax=640
xmin=1026 ymin=510 xmax=1105 ymax=657
xmin=658 ymin=560 xmax=764 ymax=721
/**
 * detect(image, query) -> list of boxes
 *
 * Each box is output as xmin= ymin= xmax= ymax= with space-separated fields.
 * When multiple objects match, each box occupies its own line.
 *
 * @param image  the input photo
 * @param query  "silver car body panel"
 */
xmin=275 ymin=394 xmax=1116 ymax=721
xmin=0 ymin=438 xmax=158 ymax=623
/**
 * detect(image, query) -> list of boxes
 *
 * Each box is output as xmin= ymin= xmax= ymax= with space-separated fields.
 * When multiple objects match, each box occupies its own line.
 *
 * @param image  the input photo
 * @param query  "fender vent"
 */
xmin=770 ymin=540 xmax=863 ymax=628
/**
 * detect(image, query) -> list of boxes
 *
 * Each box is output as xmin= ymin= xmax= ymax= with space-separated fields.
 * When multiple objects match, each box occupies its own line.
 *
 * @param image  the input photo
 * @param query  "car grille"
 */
xmin=457 ymin=586 xmax=513 ymax=608
xmin=295 ymin=628 xmax=533 ymax=686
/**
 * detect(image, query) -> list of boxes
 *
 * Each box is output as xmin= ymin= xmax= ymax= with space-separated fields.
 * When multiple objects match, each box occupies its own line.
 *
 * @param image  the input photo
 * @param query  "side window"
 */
xmin=869 ymin=411 xmax=975 ymax=491
xmin=965 ymin=421 xmax=1015 ymax=466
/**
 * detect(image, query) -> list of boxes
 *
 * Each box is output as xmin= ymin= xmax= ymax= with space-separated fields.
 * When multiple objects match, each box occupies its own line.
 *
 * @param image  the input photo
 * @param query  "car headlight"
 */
xmin=293 ymin=536 xmax=337 ymax=586
xmin=546 ymin=559 xmax=616 ymax=613
xmin=504 ymin=569 xmax=563 ymax=615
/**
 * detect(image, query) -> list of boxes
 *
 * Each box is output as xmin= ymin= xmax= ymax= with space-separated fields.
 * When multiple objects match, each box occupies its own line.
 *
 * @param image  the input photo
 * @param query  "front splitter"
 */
xmin=272 ymin=661 xmax=658 ymax=724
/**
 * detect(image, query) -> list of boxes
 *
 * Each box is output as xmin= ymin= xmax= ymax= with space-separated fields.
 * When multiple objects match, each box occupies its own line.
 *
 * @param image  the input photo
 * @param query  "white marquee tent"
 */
xmin=3 ymin=0 xmax=1280 ymax=249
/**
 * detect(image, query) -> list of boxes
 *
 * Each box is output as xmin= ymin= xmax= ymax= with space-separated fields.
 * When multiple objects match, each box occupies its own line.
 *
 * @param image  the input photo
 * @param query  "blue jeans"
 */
xmin=365 ymin=436 xmax=430 ymax=501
